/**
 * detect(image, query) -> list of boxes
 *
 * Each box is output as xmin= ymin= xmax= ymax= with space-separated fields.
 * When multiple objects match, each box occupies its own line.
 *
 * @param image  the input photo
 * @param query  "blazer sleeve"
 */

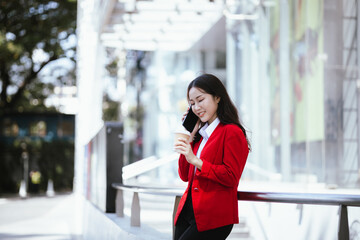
xmin=178 ymin=153 xmax=190 ymax=182
xmin=196 ymin=125 xmax=249 ymax=188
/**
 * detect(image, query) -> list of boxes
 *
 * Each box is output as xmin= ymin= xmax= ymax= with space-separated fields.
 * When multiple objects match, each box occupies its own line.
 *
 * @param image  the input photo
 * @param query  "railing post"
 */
xmin=338 ymin=205 xmax=349 ymax=240
xmin=172 ymin=195 xmax=181 ymax=240
xmin=131 ymin=192 xmax=141 ymax=227
xmin=297 ymin=204 xmax=303 ymax=225
xmin=115 ymin=189 xmax=124 ymax=217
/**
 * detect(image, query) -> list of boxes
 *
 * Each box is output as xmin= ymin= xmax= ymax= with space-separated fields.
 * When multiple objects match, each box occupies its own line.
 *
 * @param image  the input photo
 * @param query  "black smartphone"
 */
xmin=182 ymin=106 xmax=199 ymax=132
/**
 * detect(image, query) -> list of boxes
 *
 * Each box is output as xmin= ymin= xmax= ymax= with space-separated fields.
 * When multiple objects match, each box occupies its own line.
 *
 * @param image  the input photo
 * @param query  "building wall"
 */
xmin=75 ymin=0 xmax=107 ymax=195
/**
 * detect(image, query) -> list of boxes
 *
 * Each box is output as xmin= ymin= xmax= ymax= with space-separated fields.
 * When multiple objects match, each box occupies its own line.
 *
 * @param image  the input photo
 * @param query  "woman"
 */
xmin=174 ymin=73 xmax=250 ymax=240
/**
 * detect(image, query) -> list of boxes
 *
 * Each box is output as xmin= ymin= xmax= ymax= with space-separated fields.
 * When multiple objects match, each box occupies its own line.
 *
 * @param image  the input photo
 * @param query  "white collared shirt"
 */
xmin=195 ymin=117 xmax=220 ymax=173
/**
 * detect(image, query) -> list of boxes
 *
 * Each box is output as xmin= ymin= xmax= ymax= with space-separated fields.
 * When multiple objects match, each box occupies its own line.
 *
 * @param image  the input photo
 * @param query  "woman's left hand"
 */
xmin=174 ymin=138 xmax=202 ymax=169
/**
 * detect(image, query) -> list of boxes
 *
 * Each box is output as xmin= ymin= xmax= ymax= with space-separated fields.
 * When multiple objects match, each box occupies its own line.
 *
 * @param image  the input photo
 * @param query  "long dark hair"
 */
xmin=187 ymin=73 xmax=251 ymax=150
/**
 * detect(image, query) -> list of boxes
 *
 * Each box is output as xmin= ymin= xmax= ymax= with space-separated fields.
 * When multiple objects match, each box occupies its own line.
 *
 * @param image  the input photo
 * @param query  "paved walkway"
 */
xmin=0 ymin=192 xmax=253 ymax=240
xmin=0 ymin=193 xmax=83 ymax=240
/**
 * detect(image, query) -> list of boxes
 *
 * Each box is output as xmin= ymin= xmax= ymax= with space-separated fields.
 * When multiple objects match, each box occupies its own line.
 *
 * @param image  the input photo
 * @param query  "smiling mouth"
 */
xmin=197 ymin=112 xmax=205 ymax=118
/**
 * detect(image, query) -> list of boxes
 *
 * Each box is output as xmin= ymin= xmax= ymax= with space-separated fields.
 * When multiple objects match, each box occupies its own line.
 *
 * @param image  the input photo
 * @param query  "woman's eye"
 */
xmin=199 ymin=99 xmax=204 ymax=102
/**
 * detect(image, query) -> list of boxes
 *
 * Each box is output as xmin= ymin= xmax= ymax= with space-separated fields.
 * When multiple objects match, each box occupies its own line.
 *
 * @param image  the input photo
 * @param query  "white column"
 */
xmin=279 ymin=0 xmax=291 ymax=181
xmin=226 ymin=26 xmax=237 ymax=103
xmin=75 ymin=0 xmax=105 ymax=194
xmin=241 ymin=24 xmax=251 ymax=132
xmin=357 ymin=0 xmax=360 ymax=175
xmin=258 ymin=8 xmax=275 ymax=173
xmin=250 ymin=29 xmax=259 ymax=167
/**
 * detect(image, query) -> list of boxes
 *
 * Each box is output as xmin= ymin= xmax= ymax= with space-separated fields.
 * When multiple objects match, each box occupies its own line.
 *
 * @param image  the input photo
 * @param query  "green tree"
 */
xmin=0 ymin=0 xmax=77 ymax=113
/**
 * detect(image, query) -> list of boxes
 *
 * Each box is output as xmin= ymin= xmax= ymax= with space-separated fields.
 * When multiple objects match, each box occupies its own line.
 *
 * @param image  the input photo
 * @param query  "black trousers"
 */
xmin=174 ymin=188 xmax=233 ymax=240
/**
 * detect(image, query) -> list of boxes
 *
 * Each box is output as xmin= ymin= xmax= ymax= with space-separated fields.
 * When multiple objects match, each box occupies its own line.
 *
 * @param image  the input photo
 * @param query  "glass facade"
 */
xmin=226 ymin=0 xmax=359 ymax=188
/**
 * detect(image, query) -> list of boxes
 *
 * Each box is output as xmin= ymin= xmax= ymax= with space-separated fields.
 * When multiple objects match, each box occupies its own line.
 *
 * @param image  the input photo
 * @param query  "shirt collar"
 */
xmin=199 ymin=118 xmax=220 ymax=140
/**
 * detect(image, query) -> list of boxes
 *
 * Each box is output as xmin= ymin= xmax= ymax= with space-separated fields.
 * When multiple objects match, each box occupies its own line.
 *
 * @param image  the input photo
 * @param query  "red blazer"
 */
xmin=174 ymin=123 xmax=249 ymax=232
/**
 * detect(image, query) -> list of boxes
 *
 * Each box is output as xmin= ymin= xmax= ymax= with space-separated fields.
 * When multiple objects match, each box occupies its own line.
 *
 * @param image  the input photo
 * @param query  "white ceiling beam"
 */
xmin=102 ymin=0 xmax=224 ymax=51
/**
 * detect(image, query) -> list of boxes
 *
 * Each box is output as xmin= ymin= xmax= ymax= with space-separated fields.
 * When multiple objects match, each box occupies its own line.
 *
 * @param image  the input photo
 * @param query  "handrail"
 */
xmin=237 ymin=190 xmax=360 ymax=206
xmin=111 ymin=183 xmax=185 ymax=231
xmin=112 ymin=183 xmax=184 ymax=196
xmin=122 ymin=153 xmax=179 ymax=180
xmin=112 ymin=183 xmax=360 ymax=240
xmin=113 ymin=183 xmax=360 ymax=206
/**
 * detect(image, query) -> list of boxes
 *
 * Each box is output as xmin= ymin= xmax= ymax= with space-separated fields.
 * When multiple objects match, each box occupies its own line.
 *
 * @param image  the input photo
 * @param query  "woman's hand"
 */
xmin=174 ymin=138 xmax=203 ymax=170
xmin=181 ymin=109 xmax=189 ymax=122
xmin=182 ymin=108 xmax=201 ymax=143
xmin=189 ymin=119 xmax=201 ymax=143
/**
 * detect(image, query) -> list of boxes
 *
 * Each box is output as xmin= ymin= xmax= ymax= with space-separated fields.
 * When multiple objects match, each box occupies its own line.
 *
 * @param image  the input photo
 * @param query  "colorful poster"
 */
xmin=291 ymin=0 xmax=324 ymax=142
xmin=270 ymin=0 xmax=324 ymax=144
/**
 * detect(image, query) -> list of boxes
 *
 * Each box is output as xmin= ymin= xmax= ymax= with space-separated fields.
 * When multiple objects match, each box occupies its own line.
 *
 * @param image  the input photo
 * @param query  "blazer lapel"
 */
xmin=188 ymin=139 xmax=202 ymax=183
xmin=198 ymin=123 xmax=222 ymax=159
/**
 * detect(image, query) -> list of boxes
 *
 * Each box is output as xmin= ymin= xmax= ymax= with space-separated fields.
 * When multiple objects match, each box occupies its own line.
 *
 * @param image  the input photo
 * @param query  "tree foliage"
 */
xmin=0 ymin=0 xmax=77 ymax=113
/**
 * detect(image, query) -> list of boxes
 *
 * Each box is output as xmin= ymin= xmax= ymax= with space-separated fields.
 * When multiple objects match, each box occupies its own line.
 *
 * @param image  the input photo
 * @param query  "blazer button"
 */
xmin=194 ymin=187 xmax=199 ymax=192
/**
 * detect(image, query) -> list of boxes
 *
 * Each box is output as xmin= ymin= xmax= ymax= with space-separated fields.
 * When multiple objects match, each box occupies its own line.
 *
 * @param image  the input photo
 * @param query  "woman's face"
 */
xmin=188 ymin=87 xmax=220 ymax=124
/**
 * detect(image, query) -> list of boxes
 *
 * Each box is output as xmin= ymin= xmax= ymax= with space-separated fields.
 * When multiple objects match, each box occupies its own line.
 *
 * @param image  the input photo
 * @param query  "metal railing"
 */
xmin=122 ymin=153 xmax=179 ymax=180
xmin=112 ymin=182 xmax=360 ymax=240
xmin=122 ymin=152 xmax=280 ymax=182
